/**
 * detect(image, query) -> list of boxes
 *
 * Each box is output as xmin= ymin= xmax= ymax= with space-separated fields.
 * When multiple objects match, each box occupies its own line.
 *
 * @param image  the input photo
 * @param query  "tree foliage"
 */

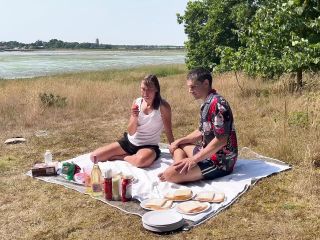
xmin=179 ymin=0 xmax=320 ymax=86
xmin=218 ymin=0 xmax=320 ymax=86
xmin=177 ymin=0 xmax=260 ymax=70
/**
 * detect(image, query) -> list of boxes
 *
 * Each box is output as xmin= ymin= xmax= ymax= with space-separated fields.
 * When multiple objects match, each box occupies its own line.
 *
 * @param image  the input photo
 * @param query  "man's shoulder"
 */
xmin=210 ymin=92 xmax=228 ymax=105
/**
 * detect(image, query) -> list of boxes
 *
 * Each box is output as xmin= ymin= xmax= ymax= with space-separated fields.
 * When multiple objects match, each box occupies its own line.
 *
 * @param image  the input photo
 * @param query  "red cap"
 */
xmin=93 ymin=155 xmax=98 ymax=164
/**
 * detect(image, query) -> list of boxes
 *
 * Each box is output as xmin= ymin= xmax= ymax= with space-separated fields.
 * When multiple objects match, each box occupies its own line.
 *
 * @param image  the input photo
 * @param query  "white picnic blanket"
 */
xmin=59 ymin=148 xmax=291 ymax=224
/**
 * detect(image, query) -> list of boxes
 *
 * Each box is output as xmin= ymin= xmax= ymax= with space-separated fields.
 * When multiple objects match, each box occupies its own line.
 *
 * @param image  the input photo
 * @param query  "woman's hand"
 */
xmin=131 ymin=103 xmax=139 ymax=117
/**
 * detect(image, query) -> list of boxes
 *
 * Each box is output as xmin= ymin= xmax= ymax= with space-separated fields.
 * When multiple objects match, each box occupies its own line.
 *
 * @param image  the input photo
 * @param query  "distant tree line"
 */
xmin=0 ymin=39 xmax=184 ymax=51
xmin=178 ymin=0 xmax=319 ymax=87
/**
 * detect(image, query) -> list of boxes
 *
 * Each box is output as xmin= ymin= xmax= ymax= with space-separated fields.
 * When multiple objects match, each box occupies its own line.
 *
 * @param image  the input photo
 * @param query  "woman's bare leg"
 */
xmin=124 ymin=148 xmax=156 ymax=168
xmin=90 ymin=142 xmax=127 ymax=162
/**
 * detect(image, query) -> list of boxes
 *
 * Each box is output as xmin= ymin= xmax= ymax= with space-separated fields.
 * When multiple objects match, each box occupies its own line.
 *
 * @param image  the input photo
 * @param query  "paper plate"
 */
xmin=142 ymin=209 xmax=183 ymax=227
xmin=176 ymin=201 xmax=211 ymax=215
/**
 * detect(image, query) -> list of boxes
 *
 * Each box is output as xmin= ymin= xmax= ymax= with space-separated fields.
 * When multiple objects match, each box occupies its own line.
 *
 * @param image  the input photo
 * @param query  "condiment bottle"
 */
xmin=104 ymin=169 xmax=112 ymax=201
xmin=121 ymin=175 xmax=133 ymax=202
xmin=112 ymin=173 xmax=121 ymax=201
xmin=91 ymin=156 xmax=103 ymax=197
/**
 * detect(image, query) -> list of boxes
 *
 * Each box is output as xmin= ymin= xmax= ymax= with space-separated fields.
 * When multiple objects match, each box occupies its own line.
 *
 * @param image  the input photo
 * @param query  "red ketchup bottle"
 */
xmin=104 ymin=169 xmax=112 ymax=201
xmin=121 ymin=175 xmax=133 ymax=202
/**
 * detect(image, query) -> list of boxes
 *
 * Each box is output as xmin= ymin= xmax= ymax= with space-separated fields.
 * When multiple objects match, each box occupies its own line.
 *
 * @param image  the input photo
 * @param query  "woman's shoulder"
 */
xmin=160 ymin=99 xmax=171 ymax=110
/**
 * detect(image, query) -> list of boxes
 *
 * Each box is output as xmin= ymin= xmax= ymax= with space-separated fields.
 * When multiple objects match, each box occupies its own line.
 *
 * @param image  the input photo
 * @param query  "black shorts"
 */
xmin=117 ymin=132 xmax=161 ymax=160
xmin=193 ymin=146 xmax=232 ymax=180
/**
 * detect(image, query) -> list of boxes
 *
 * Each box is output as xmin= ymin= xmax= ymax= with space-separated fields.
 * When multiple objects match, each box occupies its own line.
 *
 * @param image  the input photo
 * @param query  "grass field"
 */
xmin=0 ymin=64 xmax=319 ymax=239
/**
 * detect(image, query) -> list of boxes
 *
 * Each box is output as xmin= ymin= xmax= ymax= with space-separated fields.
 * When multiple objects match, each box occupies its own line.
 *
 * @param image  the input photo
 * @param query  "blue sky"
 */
xmin=0 ymin=0 xmax=189 ymax=45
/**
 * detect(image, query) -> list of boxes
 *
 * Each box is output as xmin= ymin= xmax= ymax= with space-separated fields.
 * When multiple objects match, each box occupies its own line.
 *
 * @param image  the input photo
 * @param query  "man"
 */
xmin=158 ymin=67 xmax=238 ymax=183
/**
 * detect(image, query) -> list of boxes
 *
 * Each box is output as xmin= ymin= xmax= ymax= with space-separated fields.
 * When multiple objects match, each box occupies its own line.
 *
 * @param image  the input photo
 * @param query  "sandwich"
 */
xmin=165 ymin=188 xmax=193 ymax=201
xmin=145 ymin=198 xmax=167 ymax=210
xmin=178 ymin=201 xmax=207 ymax=214
xmin=161 ymin=200 xmax=173 ymax=209
xmin=195 ymin=191 xmax=215 ymax=202
xmin=211 ymin=192 xmax=225 ymax=203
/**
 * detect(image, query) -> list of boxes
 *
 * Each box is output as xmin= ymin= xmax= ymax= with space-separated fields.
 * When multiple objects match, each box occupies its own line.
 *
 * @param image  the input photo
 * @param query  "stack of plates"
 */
xmin=142 ymin=209 xmax=184 ymax=232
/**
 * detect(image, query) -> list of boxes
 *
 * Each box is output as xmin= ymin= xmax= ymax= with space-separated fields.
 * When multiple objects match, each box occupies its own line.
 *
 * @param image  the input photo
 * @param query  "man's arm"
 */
xmin=192 ymin=135 xmax=227 ymax=162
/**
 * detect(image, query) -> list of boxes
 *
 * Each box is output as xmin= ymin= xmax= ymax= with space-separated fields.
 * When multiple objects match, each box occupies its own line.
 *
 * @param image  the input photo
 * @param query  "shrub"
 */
xmin=288 ymin=111 xmax=309 ymax=128
xmin=39 ymin=92 xmax=67 ymax=108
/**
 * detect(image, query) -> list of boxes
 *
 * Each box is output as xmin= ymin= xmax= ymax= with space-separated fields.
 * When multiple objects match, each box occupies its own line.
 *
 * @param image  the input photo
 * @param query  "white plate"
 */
xmin=176 ymin=201 xmax=211 ymax=215
xmin=142 ymin=220 xmax=184 ymax=232
xmin=142 ymin=209 xmax=183 ymax=226
xmin=140 ymin=198 xmax=174 ymax=211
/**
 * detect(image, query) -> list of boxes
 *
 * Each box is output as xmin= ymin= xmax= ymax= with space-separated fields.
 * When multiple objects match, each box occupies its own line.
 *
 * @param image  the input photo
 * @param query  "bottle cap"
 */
xmin=104 ymin=169 xmax=112 ymax=178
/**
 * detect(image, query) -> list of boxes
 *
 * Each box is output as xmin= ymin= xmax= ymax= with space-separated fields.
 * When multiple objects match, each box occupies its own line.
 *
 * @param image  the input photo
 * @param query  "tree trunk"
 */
xmin=296 ymin=69 xmax=303 ymax=89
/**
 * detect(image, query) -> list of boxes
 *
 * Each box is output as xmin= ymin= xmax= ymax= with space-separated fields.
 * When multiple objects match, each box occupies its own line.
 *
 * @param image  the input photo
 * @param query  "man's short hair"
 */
xmin=187 ymin=67 xmax=212 ymax=87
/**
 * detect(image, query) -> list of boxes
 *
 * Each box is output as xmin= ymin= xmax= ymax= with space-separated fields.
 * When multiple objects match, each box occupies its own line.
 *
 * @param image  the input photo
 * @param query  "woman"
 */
xmin=90 ymin=74 xmax=174 ymax=168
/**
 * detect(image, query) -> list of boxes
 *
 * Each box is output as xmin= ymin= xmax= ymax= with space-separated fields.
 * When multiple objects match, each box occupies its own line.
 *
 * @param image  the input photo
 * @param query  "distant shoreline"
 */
xmin=0 ymin=48 xmax=185 ymax=53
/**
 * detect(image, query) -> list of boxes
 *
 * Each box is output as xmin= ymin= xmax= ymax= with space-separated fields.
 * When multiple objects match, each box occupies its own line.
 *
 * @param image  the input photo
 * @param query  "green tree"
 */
xmin=218 ymin=0 xmax=320 ymax=88
xmin=177 ymin=0 xmax=259 ymax=70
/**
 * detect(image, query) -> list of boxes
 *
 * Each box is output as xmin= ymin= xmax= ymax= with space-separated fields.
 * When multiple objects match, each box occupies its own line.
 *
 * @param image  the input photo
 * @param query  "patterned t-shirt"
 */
xmin=199 ymin=89 xmax=238 ymax=171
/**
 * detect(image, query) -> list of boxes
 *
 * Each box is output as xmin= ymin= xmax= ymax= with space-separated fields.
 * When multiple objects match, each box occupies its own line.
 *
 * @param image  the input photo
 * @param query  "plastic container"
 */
xmin=44 ymin=150 xmax=53 ymax=164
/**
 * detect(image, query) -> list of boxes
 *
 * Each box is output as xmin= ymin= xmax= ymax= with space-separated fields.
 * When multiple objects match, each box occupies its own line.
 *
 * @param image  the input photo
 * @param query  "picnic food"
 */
xmin=161 ymin=200 xmax=173 ymax=209
xmin=165 ymin=188 xmax=193 ymax=201
xmin=177 ymin=201 xmax=208 ymax=214
xmin=195 ymin=191 xmax=225 ymax=203
xmin=195 ymin=191 xmax=215 ymax=202
xmin=31 ymin=162 xmax=58 ymax=177
xmin=145 ymin=198 xmax=167 ymax=210
xmin=211 ymin=192 xmax=225 ymax=203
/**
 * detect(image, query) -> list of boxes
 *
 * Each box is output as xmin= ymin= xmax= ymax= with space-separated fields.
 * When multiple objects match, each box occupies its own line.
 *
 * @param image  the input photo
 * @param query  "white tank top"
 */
xmin=128 ymin=97 xmax=164 ymax=146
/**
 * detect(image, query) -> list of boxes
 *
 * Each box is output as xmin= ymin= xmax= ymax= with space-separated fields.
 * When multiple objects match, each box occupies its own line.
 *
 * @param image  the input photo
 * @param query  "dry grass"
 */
xmin=0 ymin=65 xmax=319 ymax=240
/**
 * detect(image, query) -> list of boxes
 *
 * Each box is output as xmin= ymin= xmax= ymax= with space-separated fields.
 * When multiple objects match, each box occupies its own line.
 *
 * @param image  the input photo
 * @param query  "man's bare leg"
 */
xmin=158 ymin=144 xmax=196 ymax=181
xmin=161 ymin=164 xmax=203 ymax=183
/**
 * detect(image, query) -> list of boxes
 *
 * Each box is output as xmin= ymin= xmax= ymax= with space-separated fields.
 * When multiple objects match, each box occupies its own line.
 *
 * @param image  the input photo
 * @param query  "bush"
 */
xmin=288 ymin=111 xmax=309 ymax=128
xmin=39 ymin=92 xmax=67 ymax=108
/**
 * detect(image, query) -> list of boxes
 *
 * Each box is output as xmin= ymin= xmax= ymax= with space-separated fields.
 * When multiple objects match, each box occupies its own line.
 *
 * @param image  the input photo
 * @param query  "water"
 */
xmin=0 ymin=50 xmax=185 ymax=79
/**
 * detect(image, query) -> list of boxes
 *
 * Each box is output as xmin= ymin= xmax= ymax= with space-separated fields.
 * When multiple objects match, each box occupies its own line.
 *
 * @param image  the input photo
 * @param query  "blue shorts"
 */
xmin=194 ymin=146 xmax=232 ymax=180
